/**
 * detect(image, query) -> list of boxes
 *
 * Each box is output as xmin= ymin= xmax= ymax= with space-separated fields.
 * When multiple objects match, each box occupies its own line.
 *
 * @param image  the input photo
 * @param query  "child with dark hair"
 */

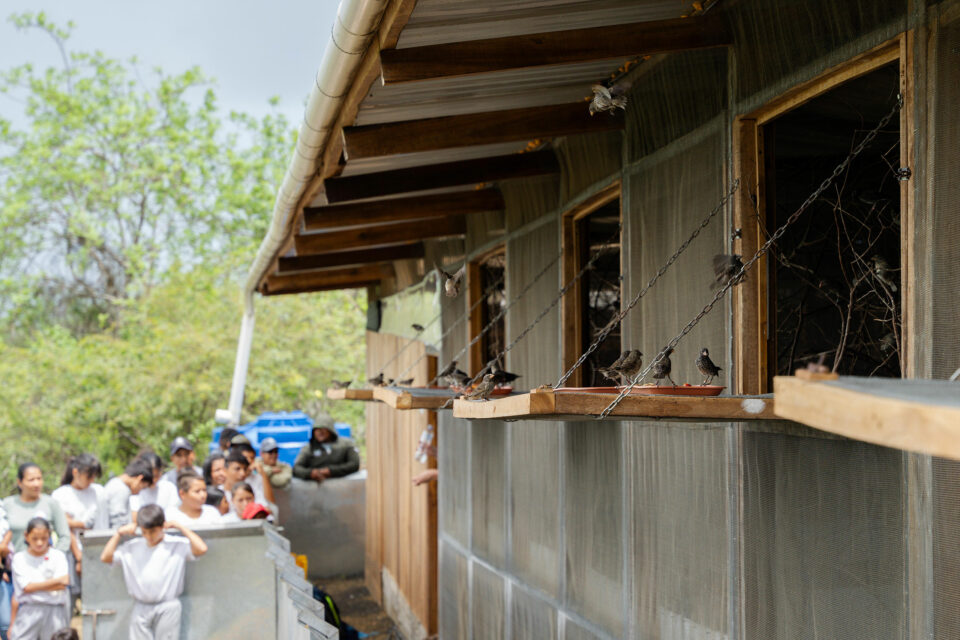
xmin=220 ymin=451 xmax=249 ymax=512
xmin=50 ymin=628 xmax=79 ymax=640
xmin=103 ymin=458 xmax=154 ymax=529
xmin=201 ymin=452 xmax=226 ymax=488
xmin=51 ymin=453 xmax=103 ymax=612
xmin=100 ymin=504 xmax=207 ymax=640
xmin=203 ymin=487 xmax=229 ymax=516
xmin=165 ymin=473 xmax=221 ymax=527
xmin=9 ymin=517 xmax=69 ymax=639
xmin=220 ymin=482 xmax=254 ymax=524
xmin=129 ymin=452 xmax=178 ymax=521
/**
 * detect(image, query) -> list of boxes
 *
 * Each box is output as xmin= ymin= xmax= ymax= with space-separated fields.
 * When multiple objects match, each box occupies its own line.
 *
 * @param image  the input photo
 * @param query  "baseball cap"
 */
xmin=169 ymin=437 xmax=193 ymax=456
xmin=242 ymin=503 xmax=271 ymax=520
xmin=259 ymin=437 xmax=279 ymax=453
xmin=230 ymin=434 xmax=253 ymax=447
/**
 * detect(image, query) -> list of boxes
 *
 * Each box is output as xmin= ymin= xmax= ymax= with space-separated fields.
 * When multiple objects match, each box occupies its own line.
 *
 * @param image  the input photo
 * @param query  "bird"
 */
xmin=616 ymin=350 xmax=644 ymax=385
xmin=489 ymin=361 xmax=520 ymax=387
xmin=695 ymin=348 xmax=721 ymax=385
xmin=869 ymin=255 xmax=898 ymax=291
xmin=713 ymin=254 xmax=746 ymax=288
xmin=589 ymin=81 xmax=631 ymax=116
xmin=879 ymin=332 xmax=897 ymax=354
xmin=367 ymin=372 xmax=385 ymax=387
xmin=435 ymin=262 xmax=465 ymax=297
xmin=396 ymin=377 xmax=415 ymax=386
xmin=438 ymin=361 xmax=470 ymax=388
xmin=597 ymin=351 xmax=630 ymax=385
xmin=331 ymin=379 xmax=352 ymax=390
xmin=460 ymin=374 xmax=497 ymax=401
xmin=651 ymin=348 xmax=675 ymax=386
xmin=411 ymin=323 xmax=425 ymax=333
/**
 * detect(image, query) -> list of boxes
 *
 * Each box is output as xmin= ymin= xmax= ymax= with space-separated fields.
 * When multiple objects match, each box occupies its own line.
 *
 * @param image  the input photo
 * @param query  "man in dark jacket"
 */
xmin=293 ymin=415 xmax=360 ymax=483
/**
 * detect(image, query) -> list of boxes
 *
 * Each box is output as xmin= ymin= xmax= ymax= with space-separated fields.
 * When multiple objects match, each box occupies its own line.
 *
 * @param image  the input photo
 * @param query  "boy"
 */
xmin=165 ymin=472 xmax=221 ymax=526
xmin=220 ymin=450 xmax=250 ymax=510
xmin=100 ymin=504 xmax=207 ymax=640
xmin=103 ymin=457 xmax=154 ymax=529
xmin=228 ymin=435 xmax=275 ymax=507
xmin=161 ymin=438 xmax=202 ymax=485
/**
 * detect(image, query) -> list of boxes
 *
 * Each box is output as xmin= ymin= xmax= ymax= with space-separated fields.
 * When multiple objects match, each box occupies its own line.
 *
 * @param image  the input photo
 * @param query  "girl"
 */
xmin=221 ymin=482 xmax=255 ymax=523
xmin=51 ymin=453 xmax=102 ymax=613
xmin=9 ymin=517 xmax=69 ymax=640
xmin=165 ymin=473 xmax=222 ymax=526
xmin=202 ymin=453 xmax=227 ymax=488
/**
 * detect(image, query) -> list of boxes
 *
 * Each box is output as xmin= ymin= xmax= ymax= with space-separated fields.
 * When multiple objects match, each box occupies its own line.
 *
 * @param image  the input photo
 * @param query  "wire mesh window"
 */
xmin=763 ymin=63 xmax=902 ymax=380
xmin=577 ymin=200 xmax=622 ymax=386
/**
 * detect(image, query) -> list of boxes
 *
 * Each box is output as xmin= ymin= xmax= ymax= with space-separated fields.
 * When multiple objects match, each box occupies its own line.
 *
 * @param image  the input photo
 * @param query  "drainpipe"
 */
xmin=215 ymin=0 xmax=388 ymax=426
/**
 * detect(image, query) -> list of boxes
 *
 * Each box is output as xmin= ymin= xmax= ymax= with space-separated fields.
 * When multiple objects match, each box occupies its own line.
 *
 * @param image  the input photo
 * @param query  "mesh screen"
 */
xmin=556 ymin=131 xmax=623 ymax=202
xmin=471 ymin=420 xmax=507 ymax=568
xmin=563 ymin=421 xmax=624 ymax=637
xmin=439 ymin=414 xmax=470 ymax=547
xmin=472 ymin=562 xmax=507 ymax=639
xmin=563 ymin=617 xmax=607 ymax=640
xmin=439 ymin=540 xmax=470 ymax=640
xmin=625 ymin=128 xmax=728 ymax=386
xmin=511 ymin=586 xmax=558 ymax=639
xmin=930 ymin=12 xmax=960 ymax=379
xmin=742 ymin=431 xmax=905 ymax=640
xmin=501 ymin=175 xmax=560 ymax=231
xmin=510 ymin=420 xmax=562 ymax=598
xmin=629 ymin=423 xmax=730 ymax=638
xmin=933 ymin=456 xmax=960 ymax=637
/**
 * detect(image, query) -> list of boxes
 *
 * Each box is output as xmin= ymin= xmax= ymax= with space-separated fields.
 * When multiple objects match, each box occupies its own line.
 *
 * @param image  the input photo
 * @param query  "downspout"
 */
xmin=215 ymin=0 xmax=388 ymax=426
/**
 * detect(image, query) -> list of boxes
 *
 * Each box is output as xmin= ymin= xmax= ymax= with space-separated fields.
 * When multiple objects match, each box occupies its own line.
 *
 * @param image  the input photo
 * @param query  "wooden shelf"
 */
xmin=373 ymin=386 xmax=459 ymax=410
xmin=774 ymin=375 xmax=960 ymax=460
xmin=452 ymin=388 xmax=776 ymax=421
xmin=325 ymin=388 xmax=376 ymax=402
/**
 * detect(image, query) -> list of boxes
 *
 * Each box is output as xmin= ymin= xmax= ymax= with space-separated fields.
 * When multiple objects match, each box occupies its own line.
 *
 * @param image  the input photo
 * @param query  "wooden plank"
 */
xmin=342 ymin=102 xmax=625 ymax=161
xmin=294 ymin=217 xmax=466 ymax=255
xmin=261 ymin=264 xmax=392 ymax=296
xmin=453 ymin=389 xmax=776 ymax=421
xmin=278 ymin=243 xmax=425 ymax=273
xmin=325 ymin=388 xmax=376 ymax=401
xmin=323 ymin=150 xmax=559 ymax=203
xmin=304 ymin=189 xmax=504 ymax=231
xmin=773 ymin=376 xmax=960 ymax=460
xmin=373 ymin=386 xmax=458 ymax=410
xmin=379 ymin=15 xmax=731 ymax=84
xmin=899 ymin=31 xmax=914 ymax=378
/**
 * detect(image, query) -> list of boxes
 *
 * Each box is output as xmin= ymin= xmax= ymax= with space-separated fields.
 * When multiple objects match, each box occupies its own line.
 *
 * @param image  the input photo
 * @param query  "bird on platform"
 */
xmin=597 ymin=350 xmax=630 ymax=385
xmin=461 ymin=374 xmax=497 ymax=401
xmin=490 ymin=361 xmax=520 ymax=387
xmin=367 ymin=372 xmax=385 ymax=387
xmin=396 ymin=377 xmax=415 ymax=386
xmin=651 ymin=348 xmax=675 ymax=386
xmin=411 ymin=323 xmax=425 ymax=333
xmin=695 ymin=348 xmax=721 ymax=385
xmin=616 ymin=350 xmax=644 ymax=385
xmin=869 ymin=255 xmax=898 ymax=291
xmin=331 ymin=379 xmax=352 ymax=390
xmin=435 ymin=262 xmax=465 ymax=297
xmin=589 ymin=81 xmax=631 ymax=116
xmin=713 ymin=254 xmax=746 ymax=288
xmin=439 ymin=361 xmax=470 ymax=388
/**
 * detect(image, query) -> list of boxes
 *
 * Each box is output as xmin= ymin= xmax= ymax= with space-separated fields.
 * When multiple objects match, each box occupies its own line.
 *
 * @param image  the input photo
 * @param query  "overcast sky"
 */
xmin=0 ymin=0 xmax=335 ymax=127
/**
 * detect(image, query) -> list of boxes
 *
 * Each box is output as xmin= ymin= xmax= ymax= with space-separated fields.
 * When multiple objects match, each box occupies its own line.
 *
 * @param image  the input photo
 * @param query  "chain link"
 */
xmin=596 ymin=98 xmax=901 ymax=419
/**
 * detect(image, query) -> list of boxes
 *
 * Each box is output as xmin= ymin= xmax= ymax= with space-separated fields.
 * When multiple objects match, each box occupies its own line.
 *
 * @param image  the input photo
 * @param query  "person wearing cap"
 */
xmin=257 ymin=438 xmax=293 ymax=490
xmin=293 ymin=414 xmax=360 ymax=483
xmin=161 ymin=437 xmax=203 ymax=485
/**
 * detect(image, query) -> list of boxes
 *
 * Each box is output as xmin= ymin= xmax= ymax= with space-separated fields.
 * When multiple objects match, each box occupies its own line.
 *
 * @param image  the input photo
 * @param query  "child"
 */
xmin=51 ymin=453 xmax=102 ymax=612
xmin=165 ymin=473 xmax=221 ymax=527
xmin=100 ymin=504 xmax=207 ymax=640
xmin=204 ymin=487 xmax=229 ymax=516
xmin=220 ymin=451 xmax=250 ymax=511
xmin=220 ymin=482 xmax=255 ymax=524
xmin=9 ymin=517 xmax=69 ymax=640
xmin=129 ymin=452 xmax=179 ymax=521
xmin=50 ymin=629 xmax=79 ymax=640
xmin=103 ymin=457 xmax=154 ymax=528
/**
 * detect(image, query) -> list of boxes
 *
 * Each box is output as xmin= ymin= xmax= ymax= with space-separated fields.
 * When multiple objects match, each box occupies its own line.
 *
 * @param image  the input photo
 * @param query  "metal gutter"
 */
xmin=216 ymin=0 xmax=388 ymax=426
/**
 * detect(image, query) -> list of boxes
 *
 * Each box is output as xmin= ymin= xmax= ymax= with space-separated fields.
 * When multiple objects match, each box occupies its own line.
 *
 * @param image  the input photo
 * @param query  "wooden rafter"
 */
xmin=304 ymin=189 xmax=503 ymax=231
xmin=323 ymin=150 xmax=559 ymax=203
xmin=380 ymin=15 xmax=731 ymax=84
xmin=294 ymin=216 xmax=466 ymax=255
xmin=342 ymin=102 xmax=624 ymax=160
xmin=277 ymin=243 xmax=425 ymax=273
xmin=261 ymin=264 xmax=392 ymax=296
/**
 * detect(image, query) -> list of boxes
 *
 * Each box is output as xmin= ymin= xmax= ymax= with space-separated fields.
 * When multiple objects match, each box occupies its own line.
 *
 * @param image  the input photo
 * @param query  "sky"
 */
xmin=0 ymin=0 xmax=336 ymax=127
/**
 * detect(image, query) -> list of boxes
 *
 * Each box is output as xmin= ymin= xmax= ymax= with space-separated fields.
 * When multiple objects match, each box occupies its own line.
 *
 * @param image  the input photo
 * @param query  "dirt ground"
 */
xmin=316 ymin=574 xmax=399 ymax=637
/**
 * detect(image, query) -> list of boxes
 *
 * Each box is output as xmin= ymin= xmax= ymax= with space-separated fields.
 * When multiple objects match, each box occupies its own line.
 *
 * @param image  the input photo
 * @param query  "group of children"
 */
xmin=0 ymin=432 xmax=294 ymax=640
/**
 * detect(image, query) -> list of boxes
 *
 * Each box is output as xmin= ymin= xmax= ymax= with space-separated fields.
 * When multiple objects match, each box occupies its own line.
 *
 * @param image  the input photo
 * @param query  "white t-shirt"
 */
xmin=104 ymin=477 xmax=132 ymax=529
xmin=165 ymin=505 xmax=222 ymax=527
xmin=129 ymin=479 xmax=179 ymax=514
xmin=113 ymin=536 xmax=195 ymax=603
xmin=220 ymin=511 xmax=241 ymax=524
xmin=12 ymin=548 xmax=70 ymax=606
xmin=0 ymin=503 xmax=8 ymax=538
xmin=247 ymin=473 xmax=268 ymax=506
xmin=52 ymin=484 xmax=100 ymax=550
xmin=92 ymin=483 xmax=109 ymax=529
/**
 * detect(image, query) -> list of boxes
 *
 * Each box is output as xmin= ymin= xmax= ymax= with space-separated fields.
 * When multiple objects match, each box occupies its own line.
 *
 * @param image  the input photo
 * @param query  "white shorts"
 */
xmin=130 ymin=599 xmax=182 ymax=640
xmin=8 ymin=601 xmax=69 ymax=640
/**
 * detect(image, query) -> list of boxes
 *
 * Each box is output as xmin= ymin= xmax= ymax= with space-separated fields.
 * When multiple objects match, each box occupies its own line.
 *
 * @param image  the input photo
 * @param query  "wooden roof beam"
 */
xmin=261 ymin=264 xmax=392 ymax=296
xmin=323 ymin=150 xmax=558 ymax=203
xmin=342 ymin=102 xmax=624 ymax=161
xmin=294 ymin=216 xmax=466 ymax=255
xmin=380 ymin=15 xmax=730 ymax=84
xmin=304 ymin=188 xmax=503 ymax=231
xmin=277 ymin=242 xmax=425 ymax=273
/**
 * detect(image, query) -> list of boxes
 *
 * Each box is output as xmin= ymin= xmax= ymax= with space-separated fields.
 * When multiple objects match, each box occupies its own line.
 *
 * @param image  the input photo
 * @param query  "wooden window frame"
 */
xmin=733 ymin=35 xmax=914 ymax=394
xmin=560 ymin=181 xmax=622 ymax=388
xmin=466 ymin=244 xmax=506 ymax=377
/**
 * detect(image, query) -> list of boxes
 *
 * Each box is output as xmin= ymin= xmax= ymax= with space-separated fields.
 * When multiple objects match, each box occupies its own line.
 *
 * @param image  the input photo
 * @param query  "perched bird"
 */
xmin=597 ymin=351 xmax=630 ymax=385
xmin=367 ymin=372 xmax=385 ymax=387
xmin=879 ymin=332 xmax=897 ymax=354
xmin=461 ymin=374 xmax=497 ymax=401
xmin=490 ymin=361 xmax=520 ymax=387
xmin=439 ymin=361 xmax=470 ymax=388
xmin=695 ymin=348 xmax=721 ymax=385
xmin=589 ymin=81 xmax=631 ymax=116
xmin=870 ymin=256 xmax=898 ymax=291
xmin=651 ymin=348 xmax=675 ymax=386
xmin=331 ymin=379 xmax=352 ymax=390
xmin=411 ymin=323 xmax=425 ymax=333
xmin=435 ymin=262 xmax=465 ymax=297
xmin=396 ymin=377 xmax=415 ymax=386
xmin=616 ymin=350 xmax=644 ymax=384
xmin=713 ymin=254 xmax=746 ymax=288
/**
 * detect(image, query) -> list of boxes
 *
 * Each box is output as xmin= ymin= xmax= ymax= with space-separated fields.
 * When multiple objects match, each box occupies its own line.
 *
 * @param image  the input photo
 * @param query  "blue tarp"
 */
xmin=211 ymin=411 xmax=352 ymax=467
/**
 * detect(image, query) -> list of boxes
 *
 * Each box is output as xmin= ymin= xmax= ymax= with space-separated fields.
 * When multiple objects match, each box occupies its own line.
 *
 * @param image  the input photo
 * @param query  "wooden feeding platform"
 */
xmin=373 ymin=386 xmax=460 ymax=410
xmin=774 ymin=374 xmax=960 ymax=460
xmin=325 ymin=388 xmax=376 ymax=402
xmin=452 ymin=386 xmax=777 ymax=421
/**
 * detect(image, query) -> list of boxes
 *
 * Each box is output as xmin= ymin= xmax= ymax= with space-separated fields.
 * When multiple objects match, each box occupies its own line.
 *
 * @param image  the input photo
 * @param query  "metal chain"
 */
xmin=596 ymin=98 xmax=901 ymax=419
xmin=554 ymin=179 xmax=740 ymax=388
xmin=429 ymin=248 xmax=563 ymax=387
